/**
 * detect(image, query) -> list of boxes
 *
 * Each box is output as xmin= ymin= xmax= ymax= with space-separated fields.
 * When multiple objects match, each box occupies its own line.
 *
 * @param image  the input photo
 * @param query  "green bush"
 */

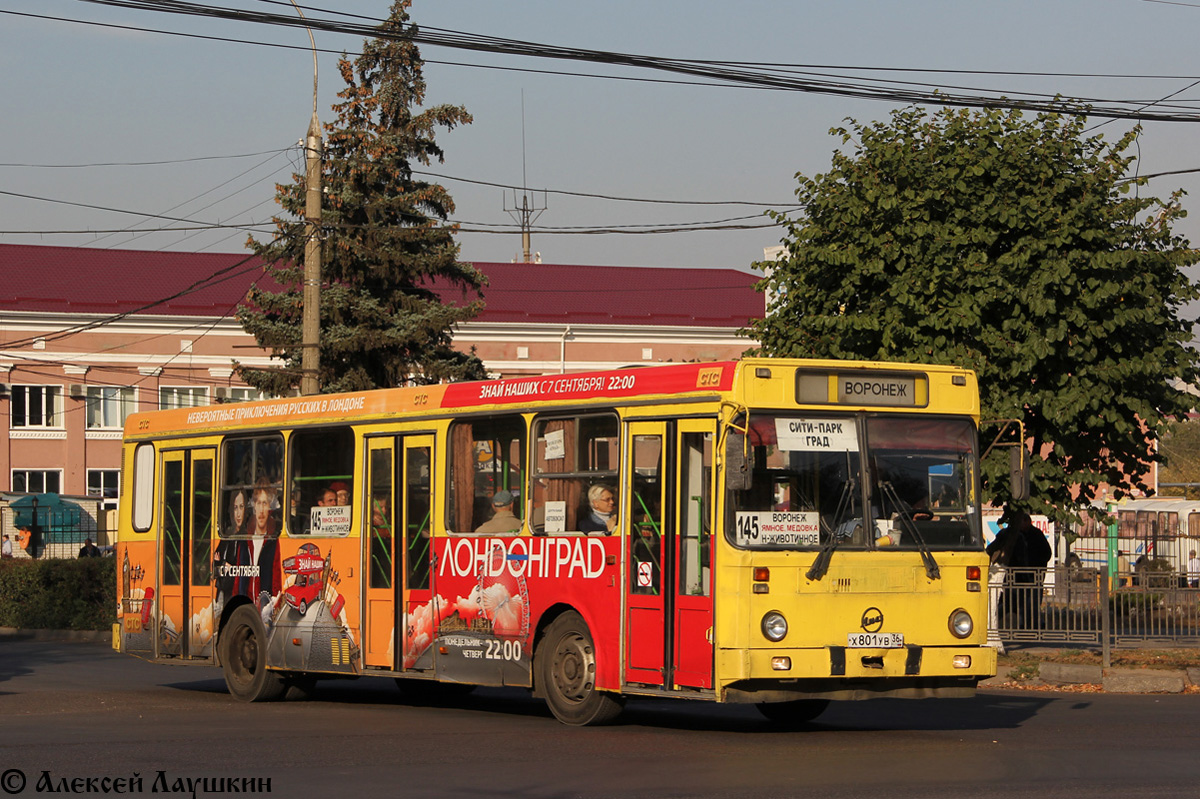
xmin=0 ymin=558 xmax=116 ymax=630
xmin=1110 ymin=590 xmax=1163 ymax=616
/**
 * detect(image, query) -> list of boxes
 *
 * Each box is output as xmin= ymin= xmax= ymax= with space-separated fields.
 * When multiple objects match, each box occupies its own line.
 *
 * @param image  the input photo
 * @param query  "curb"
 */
xmin=982 ymin=659 xmax=1200 ymax=694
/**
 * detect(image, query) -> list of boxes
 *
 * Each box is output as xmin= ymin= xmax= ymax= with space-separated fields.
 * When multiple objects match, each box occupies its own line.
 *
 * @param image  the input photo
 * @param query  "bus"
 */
xmin=1069 ymin=497 xmax=1200 ymax=586
xmin=114 ymin=358 xmax=996 ymax=725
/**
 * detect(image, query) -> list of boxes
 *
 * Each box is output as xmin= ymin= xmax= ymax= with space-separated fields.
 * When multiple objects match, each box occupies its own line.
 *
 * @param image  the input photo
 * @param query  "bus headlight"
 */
xmin=761 ymin=611 xmax=788 ymax=642
xmin=949 ymin=609 xmax=973 ymax=638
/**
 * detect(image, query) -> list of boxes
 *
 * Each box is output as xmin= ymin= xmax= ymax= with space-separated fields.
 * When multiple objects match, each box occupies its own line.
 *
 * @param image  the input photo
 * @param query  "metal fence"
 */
xmin=990 ymin=565 xmax=1200 ymax=662
xmin=0 ymin=499 xmax=115 ymax=560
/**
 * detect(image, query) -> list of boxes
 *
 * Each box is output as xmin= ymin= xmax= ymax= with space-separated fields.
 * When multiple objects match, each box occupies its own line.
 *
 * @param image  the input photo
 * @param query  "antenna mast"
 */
xmin=504 ymin=91 xmax=547 ymax=262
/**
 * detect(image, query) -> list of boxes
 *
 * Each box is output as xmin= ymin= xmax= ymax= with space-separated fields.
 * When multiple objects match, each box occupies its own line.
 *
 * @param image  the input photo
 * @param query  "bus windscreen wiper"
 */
xmin=805 ymin=478 xmax=856 ymax=581
xmin=878 ymin=481 xmax=941 ymax=580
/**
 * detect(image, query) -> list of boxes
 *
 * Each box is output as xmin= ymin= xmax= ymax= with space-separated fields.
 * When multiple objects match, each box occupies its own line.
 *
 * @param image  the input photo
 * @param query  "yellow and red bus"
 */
xmin=114 ymin=358 xmax=996 ymax=725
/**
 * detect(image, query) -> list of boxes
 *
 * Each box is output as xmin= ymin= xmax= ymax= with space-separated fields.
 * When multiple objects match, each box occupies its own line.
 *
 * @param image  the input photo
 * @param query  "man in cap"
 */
xmin=474 ymin=490 xmax=522 ymax=535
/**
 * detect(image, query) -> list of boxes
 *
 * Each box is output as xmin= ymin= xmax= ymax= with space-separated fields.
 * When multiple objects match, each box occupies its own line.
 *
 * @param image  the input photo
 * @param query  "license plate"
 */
xmin=847 ymin=632 xmax=904 ymax=648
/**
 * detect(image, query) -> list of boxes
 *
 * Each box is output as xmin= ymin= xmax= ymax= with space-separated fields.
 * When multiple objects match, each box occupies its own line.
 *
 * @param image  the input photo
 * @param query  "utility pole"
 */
xmin=291 ymin=1 xmax=322 ymax=396
xmin=301 ymin=111 xmax=322 ymax=396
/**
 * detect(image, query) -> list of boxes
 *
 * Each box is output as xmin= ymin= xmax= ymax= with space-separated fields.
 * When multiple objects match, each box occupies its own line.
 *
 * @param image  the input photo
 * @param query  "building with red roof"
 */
xmin=0 ymin=244 xmax=763 ymax=506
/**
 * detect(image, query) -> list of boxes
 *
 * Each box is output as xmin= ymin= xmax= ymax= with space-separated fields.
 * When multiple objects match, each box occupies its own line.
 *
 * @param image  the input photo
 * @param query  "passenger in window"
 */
xmin=317 ymin=486 xmax=338 ymax=507
xmin=372 ymin=493 xmax=391 ymax=532
xmin=288 ymin=483 xmax=305 ymax=533
xmin=934 ymin=485 xmax=959 ymax=509
xmin=475 ymin=490 xmax=522 ymax=535
xmin=580 ymin=484 xmax=618 ymax=535
xmin=329 ymin=481 xmax=351 ymax=506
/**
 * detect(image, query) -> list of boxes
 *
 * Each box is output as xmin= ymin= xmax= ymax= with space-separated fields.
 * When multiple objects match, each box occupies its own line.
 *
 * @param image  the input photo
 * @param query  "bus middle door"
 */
xmin=158 ymin=448 xmax=216 ymax=660
xmin=363 ymin=435 xmax=435 ymax=672
xmin=624 ymin=421 xmax=671 ymax=686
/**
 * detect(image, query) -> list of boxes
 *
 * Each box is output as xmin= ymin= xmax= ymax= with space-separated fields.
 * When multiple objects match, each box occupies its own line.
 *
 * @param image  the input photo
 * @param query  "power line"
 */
xmin=455 ymin=222 xmax=779 ymax=235
xmin=0 ymin=147 xmax=292 ymax=169
xmin=90 ymin=149 xmax=291 ymax=248
xmin=0 ymin=188 xmax=274 ymax=233
xmin=54 ymin=1 xmax=1200 ymax=122
xmin=415 ymin=170 xmax=801 ymax=207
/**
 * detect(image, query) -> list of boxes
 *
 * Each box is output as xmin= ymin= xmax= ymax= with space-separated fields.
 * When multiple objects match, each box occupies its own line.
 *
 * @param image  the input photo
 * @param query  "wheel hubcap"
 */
xmin=553 ymin=632 xmax=594 ymax=703
xmin=231 ymin=625 xmax=257 ymax=681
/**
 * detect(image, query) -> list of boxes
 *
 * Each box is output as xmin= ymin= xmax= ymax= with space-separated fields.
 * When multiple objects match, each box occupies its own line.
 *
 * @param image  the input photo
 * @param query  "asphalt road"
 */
xmin=2 ymin=639 xmax=1198 ymax=799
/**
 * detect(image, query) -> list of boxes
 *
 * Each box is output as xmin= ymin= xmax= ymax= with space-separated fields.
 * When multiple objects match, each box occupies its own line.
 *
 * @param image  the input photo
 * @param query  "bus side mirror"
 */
xmin=1010 ymin=447 xmax=1030 ymax=501
xmin=725 ymin=431 xmax=754 ymax=492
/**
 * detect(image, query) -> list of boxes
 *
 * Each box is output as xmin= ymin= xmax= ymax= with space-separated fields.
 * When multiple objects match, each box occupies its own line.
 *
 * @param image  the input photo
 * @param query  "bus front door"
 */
xmin=363 ymin=435 xmax=435 ymax=671
xmin=157 ymin=448 xmax=216 ymax=660
xmin=624 ymin=420 xmax=715 ymax=690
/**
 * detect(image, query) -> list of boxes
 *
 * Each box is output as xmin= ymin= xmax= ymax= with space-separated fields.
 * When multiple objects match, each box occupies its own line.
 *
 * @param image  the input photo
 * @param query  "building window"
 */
xmin=10 ymin=385 xmax=62 ymax=428
xmin=12 ymin=469 xmax=62 ymax=494
xmin=225 ymin=387 xmax=266 ymax=404
xmin=85 ymin=386 xmax=137 ymax=429
xmin=160 ymin=386 xmax=207 ymax=410
xmin=87 ymin=469 xmax=121 ymax=510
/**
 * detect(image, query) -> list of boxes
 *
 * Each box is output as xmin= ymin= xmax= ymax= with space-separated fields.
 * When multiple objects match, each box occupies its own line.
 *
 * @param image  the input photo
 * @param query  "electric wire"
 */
xmin=47 ymin=1 xmax=1200 ymax=122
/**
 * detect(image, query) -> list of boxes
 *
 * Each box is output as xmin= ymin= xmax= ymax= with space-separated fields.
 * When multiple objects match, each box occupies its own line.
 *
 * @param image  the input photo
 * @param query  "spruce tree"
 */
xmin=237 ymin=0 xmax=486 ymax=394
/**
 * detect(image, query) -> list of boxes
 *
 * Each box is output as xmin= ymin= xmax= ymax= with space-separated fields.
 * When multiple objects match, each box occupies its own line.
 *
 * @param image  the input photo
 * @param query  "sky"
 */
xmin=4 ymin=0 xmax=1200 ymax=274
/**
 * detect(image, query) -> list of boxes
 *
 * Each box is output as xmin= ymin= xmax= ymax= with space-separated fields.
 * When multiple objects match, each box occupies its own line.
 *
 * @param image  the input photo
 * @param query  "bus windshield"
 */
xmin=728 ymin=413 xmax=981 ymax=551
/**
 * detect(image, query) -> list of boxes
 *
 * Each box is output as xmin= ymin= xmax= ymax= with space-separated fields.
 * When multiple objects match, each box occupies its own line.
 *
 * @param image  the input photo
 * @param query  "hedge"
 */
xmin=0 ymin=557 xmax=116 ymax=631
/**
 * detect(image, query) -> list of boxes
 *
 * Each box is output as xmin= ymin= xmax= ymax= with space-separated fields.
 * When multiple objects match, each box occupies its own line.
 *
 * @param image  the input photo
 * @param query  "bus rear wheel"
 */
xmin=220 ymin=605 xmax=285 ymax=702
xmin=756 ymin=698 xmax=830 ymax=725
xmin=537 ymin=611 xmax=623 ymax=726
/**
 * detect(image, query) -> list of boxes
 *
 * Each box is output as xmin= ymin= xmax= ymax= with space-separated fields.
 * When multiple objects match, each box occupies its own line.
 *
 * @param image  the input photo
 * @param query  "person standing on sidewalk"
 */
xmin=1187 ymin=550 xmax=1200 ymax=589
xmin=1 ymin=534 xmax=12 ymax=559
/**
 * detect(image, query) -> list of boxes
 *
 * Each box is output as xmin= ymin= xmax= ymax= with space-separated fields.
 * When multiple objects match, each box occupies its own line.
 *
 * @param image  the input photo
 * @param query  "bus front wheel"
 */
xmin=537 ymin=611 xmax=623 ymax=726
xmin=220 ymin=605 xmax=285 ymax=702
xmin=757 ymin=698 xmax=830 ymax=725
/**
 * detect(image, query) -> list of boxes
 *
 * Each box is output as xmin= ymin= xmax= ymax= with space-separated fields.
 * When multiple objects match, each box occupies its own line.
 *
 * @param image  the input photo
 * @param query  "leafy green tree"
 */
xmin=750 ymin=106 xmax=1200 ymax=521
xmin=237 ymin=0 xmax=486 ymax=394
xmin=1158 ymin=418 xmax=1200 ymax=499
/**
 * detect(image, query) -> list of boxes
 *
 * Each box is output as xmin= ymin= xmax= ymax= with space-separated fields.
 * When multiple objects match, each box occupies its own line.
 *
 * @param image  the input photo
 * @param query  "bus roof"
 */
xmin=124 ymin=361 xmax=739 ymax=438
xmin=123 ymin=358 xmax=977 ymax=440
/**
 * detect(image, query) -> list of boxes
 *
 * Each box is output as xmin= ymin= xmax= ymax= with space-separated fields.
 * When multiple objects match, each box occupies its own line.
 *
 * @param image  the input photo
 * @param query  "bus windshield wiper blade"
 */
xmin=878 ymin=481 xmax=941 ymax=580
xmin=806 ymin=478 xmax=855 ymax=581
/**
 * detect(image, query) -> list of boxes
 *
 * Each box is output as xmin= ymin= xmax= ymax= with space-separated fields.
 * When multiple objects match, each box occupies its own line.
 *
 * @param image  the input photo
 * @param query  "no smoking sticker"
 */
xmin=637 ymin=561 xmax=653 ymax=587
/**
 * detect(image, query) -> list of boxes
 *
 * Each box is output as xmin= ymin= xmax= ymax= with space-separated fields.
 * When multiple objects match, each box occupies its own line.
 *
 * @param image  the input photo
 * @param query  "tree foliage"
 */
xmin=237 ymin=0 xmax=486 ymax=395
xmin=1157 ymin=417 xmax=1200 ymax=499
xmin=750 ymin=106 xmax=1200 ymax=521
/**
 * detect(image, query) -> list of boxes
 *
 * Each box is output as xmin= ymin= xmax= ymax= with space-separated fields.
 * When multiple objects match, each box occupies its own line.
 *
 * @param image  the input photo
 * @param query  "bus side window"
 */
xmin=447 ymin=416 xmax=526 ymax=535
xmin=220 ymin=435 xmax=284 ymax=539
xmin=132 ymin=442 xmax=155 ymax=532
xmin=531 ymin=413 xmax=619 ymax=535
xmin=288 ymin=427 xmax=355 ymax=536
